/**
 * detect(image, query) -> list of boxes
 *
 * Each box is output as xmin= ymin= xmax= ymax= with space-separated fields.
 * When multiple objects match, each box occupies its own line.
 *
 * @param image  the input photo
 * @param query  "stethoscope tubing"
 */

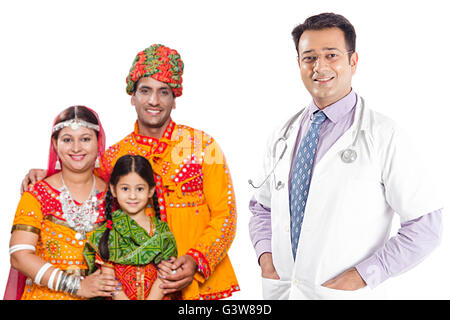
xmin=249 ymin=96 xmax=365 ymax=189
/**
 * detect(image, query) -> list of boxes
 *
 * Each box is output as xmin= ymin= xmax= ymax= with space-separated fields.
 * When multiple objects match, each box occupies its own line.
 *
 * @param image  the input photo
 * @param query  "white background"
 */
xmin=0 ymin=0 xmax=449 ymax=299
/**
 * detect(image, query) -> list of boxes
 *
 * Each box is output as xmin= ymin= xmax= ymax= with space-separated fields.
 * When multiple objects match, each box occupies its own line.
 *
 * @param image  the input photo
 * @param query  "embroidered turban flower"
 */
xmin=126 ymin=44 xmax=184 ymax=97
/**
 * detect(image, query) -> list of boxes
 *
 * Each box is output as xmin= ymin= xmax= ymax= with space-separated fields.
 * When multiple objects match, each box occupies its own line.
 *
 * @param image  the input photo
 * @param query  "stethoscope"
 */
xmin=248 ymin=96 xmax=365 ymax=190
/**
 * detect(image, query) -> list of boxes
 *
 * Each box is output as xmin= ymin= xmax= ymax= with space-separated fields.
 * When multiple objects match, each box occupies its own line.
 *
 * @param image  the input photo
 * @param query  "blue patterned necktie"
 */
xmin=289 ymin=110 xmax=327 ymax=260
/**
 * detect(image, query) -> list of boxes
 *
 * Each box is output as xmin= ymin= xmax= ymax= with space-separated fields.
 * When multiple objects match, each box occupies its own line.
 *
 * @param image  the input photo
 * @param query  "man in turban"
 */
xmin=22 ymin=44 xmax=240 ymax=300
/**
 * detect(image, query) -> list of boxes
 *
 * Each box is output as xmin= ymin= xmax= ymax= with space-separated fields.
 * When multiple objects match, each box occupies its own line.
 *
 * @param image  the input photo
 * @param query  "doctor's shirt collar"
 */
xmin=309 ymin=89 xmax=357 ymax=124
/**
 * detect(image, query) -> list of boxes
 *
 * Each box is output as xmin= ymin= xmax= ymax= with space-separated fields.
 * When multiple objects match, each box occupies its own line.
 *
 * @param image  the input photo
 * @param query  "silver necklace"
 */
xmin=59 ymin=174 xmax=99 ymax=240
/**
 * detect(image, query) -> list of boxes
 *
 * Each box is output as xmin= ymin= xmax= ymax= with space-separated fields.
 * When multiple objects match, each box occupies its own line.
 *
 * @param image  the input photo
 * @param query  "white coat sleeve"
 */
xmin=380 ymin=124 xmax=445 ymax=223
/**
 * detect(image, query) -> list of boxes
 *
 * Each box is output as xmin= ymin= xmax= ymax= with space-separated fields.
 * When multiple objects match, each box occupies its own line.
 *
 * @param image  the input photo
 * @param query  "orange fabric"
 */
xmin=96 ymin=120 xmax=239 ymax=300
xmin=12 ymin=181 xmax=106 ymax=300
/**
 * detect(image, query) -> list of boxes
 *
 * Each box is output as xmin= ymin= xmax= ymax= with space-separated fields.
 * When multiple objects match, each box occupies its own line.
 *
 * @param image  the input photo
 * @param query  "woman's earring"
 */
xmin=95 ymin=157 xmax=100 ymax=168
xmin=55 ymin=158 xmax=61 ymax=170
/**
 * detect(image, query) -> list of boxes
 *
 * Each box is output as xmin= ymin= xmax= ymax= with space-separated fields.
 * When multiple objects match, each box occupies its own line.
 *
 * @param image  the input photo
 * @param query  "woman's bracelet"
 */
xmin=55 ymin=271 xmax=81 ymax=296
xmin=47 ymin=268 xmax=60 ymax=290
xmin=32 ymin=264 xmax=83 ymax=296
xmin=34 ymin=263 xmax=52 ymax=286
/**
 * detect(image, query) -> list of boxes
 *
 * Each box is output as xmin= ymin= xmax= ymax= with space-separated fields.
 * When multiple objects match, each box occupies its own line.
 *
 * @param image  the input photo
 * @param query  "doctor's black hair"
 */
xmin=291 ymin=12 xmax=356 ymax=61
xmin=98 ymin=154 xmax=160 ymax=261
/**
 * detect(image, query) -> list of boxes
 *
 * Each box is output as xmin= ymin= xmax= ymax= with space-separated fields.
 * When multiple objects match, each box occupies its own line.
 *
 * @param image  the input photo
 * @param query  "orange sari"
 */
xmin=12 ymin=181 xmax=106 ymax=300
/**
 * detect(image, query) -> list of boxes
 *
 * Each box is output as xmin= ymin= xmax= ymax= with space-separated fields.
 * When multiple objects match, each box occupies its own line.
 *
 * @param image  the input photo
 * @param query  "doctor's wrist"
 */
xmin=258 ymin=252 xmax=273 ymax=266
xmin=355 ymin=256 xmax=389 ymax=289
xmin=259 ymin=253 xmax=280 ymax=280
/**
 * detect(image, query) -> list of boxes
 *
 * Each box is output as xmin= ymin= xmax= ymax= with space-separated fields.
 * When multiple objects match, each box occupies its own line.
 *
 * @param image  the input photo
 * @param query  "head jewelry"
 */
xmin=47 ymin=106 xmax=106 ymax=177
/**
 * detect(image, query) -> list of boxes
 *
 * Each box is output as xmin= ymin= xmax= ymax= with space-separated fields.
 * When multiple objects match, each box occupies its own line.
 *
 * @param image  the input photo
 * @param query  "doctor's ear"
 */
xmin=350 ymin=52 xmax=358 ymax=73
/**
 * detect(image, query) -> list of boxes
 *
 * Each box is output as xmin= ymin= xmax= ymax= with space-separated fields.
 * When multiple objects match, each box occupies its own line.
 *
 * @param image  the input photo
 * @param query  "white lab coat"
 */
xmin=254 ymin=96 xmax=443 ymax=299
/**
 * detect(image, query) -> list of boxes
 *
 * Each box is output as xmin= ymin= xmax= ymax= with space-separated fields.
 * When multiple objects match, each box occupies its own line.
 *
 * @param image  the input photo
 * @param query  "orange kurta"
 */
xmin=12 ymin=181 xmax=106 ymax=300
xmin=96 ymin=120 xmax=239 ymax=300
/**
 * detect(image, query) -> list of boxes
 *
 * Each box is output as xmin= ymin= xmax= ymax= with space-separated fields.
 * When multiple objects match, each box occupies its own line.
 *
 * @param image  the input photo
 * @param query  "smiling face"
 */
xmin=111 ymin=172 xmax=155 ymax=217
xmin=53 ymin=126 xmax=98 ymax=173
xmin=297 ymin=27 xmax=358 ymax=109
xmin=131 ymin=76 xmax=176 ymax=138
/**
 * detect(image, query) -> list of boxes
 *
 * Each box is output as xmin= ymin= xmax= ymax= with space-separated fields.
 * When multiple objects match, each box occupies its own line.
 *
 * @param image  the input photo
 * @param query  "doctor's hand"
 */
xmin=321 ymin=267 xmax=366 ymax=291
xmin=259 ymin=253 xmax=280 ymax=280
xmin=21 ymin=169 xmax=47 ymax=194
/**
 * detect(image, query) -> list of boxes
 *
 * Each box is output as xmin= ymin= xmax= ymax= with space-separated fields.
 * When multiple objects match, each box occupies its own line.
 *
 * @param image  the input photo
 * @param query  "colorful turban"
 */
xmin=126 ymin=44 xmax=184 ymax=97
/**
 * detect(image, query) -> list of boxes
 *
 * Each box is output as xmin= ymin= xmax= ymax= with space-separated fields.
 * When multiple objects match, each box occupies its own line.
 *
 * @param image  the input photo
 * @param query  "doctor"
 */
xmin=249 ymin=12 xmax=443 ymax=299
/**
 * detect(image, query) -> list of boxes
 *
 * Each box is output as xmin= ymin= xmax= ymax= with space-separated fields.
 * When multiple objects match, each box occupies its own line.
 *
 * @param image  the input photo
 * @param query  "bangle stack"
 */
xmin=56 ymin=272 xmax=82 ymax=296
xmin=33 ymin=263 xmax=83 ymax=296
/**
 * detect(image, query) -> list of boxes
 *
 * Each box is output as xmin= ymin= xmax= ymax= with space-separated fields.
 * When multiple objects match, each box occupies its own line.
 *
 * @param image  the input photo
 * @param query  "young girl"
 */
xmin=83 ymin=155 xmax=178 ymax=300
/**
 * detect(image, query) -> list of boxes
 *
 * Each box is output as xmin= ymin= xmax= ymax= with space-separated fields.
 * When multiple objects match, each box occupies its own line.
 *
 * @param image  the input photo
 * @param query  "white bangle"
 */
xmin=9 ymin=244 xmax=36 ymax=255
xmin=47 ymin=268 xmax=60 ymax=290
xmin=34 ymin=263 xmax=52 ymax=286
xmin=55 ymin=270 xmax=63 ymax=291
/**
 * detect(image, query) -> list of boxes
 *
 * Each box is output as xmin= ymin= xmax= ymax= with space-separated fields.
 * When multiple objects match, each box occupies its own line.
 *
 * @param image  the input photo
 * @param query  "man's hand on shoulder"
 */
xmin=20 ymin=169 xmax=47 ymax=194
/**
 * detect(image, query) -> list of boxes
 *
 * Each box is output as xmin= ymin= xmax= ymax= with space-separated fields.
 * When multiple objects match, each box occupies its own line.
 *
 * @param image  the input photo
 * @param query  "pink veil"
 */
xmin=3 ymin=106 xmax=106 ymax=300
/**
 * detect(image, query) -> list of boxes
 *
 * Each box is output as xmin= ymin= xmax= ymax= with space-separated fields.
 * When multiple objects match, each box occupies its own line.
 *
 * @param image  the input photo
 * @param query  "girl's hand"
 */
xmin=146 ymin=277 xmax=165 ymax=300
xmin=156 ymin=256 xmax=177 ymax=277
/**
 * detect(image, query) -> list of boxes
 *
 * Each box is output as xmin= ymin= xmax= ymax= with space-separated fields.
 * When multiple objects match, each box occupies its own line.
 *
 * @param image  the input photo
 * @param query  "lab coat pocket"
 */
xmin=261 ymin=277 xmax=291 ymax=300
xmin=315 ymin=285 xmax=370 ymax=300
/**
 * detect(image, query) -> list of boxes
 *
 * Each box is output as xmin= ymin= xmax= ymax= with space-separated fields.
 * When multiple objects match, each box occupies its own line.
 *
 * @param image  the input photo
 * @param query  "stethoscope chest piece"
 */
xmin=275 ymin=181 xmax=285 ymax=190
xmin=341 ymin=148 xmax=357 ymax=163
